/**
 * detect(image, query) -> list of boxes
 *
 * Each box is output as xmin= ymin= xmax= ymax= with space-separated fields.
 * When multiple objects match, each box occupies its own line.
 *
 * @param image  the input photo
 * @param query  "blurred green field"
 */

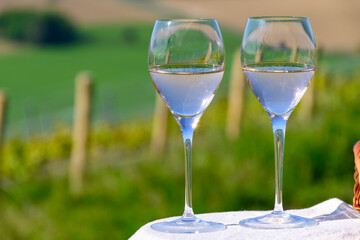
xmin=0 ymin=24 xmax=242 ymax=136
xmin=0 ymin=23 xmax=360 ymax=240
xmin=1 ymin=24 xmax=154 ymax=134
xmin=2 ymin=23 xmax=359 ymax=134
xmin=1 ymin=88 xmax=360 ymax=239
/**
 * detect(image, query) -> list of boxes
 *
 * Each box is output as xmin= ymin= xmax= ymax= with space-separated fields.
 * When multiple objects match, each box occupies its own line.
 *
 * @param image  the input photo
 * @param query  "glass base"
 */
xmin=239 ymin=211 xmax=318 ymax=229
xmin=150 ymin=216 xmax=226 ymax=233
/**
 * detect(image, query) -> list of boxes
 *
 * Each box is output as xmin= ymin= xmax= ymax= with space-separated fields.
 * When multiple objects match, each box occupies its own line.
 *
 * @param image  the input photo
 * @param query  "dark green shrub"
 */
xmin=0 ymin=9 xmax=79 ymax=45
xmin=121 ymin=27 xmax=138 ymax=43
xmin=0 ymin=10 xmax=36 ymax=42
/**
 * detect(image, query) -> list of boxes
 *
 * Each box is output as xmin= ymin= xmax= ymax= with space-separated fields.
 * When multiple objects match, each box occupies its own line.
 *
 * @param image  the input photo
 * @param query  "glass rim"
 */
xmin=248 ymin=16 xmax=309 ymax=21
xmin=155 ymin=18 xmax=217 ymax=23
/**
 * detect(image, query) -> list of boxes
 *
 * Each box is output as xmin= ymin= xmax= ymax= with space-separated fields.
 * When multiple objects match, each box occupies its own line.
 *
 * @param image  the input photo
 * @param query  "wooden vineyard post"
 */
xmin=204 ymin=42 xmax=213 ymax=62
xmin=0 ymin=91 xmax=6 ymax=206
xmin=297 ymin=80 xmax=314 ymax=123
xmin=255 ymin=48 xmax=263 ymax=63
xmin=290 ymin=45 xmax=298 ymax=62
xmin=69 ymin=72 xmax=92 ymax=195
xmin=0 ymin=91 xmax=6 ymax=159
xmin=150 ymin=94 xmax=168 ymax=156
xmin=226 ymin=49 xmax=244 ymax=139
xmin=296 ymin=46 xmax=322 ymax=123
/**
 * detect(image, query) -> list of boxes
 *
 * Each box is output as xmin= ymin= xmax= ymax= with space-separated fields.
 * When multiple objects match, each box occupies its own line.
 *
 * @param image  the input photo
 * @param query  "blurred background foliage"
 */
xmin=0 ymin=3 xmax=359 ymax=240
xmin=0 ymin=9 xmax=79 ymax=45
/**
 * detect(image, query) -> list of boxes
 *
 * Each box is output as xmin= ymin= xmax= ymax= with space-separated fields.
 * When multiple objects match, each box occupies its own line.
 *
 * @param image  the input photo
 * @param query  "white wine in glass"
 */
xmin=148 ymin=19 xmax=226 ymax=233
xmin=150 ymin=65 xmax=224 ymax=117
xmin=243 ymin=63 xmax=314 ymax=116
xmin=239 ymin=16 xmax=318 ymax=229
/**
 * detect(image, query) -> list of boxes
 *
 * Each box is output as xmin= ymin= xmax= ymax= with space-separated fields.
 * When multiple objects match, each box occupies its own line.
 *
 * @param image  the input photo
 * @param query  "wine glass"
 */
xmin=148 ymin=19 xmax=226 ymax=233
xmin=239 ymin=16 xmax=317 ymax=229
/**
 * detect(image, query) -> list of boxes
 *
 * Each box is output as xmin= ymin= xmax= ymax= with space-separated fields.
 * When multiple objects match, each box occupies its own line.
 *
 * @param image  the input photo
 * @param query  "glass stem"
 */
xmin=182 ymin=128 xmax=195 ymax=219
xmin=175 ymin=115 xmax=201 ymax=220
xmin=271 ymin=115 xmax=287 ymax=212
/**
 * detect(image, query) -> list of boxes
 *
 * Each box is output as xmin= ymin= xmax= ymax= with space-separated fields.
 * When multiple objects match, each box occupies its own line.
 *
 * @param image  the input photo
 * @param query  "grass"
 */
xmin=1 ymin=24 xmax=154 ymax=134
xmin=2 ymin=23 xmax=358 ymax=136
xmin=0 ymin=97 xmax=357 ymax=239
xmin=0 ymin=24 xmax=242 ymax=136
